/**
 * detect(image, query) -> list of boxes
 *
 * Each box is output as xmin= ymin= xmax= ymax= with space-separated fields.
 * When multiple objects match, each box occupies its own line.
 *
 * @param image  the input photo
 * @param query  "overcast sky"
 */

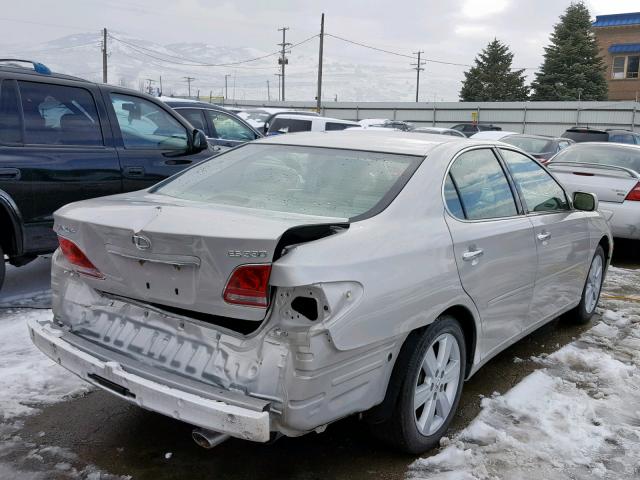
xmin=1 ymin=0 xmax=639 ymax=100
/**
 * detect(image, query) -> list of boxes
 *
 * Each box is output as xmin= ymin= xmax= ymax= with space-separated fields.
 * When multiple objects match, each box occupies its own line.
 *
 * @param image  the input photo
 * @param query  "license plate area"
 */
xmin=129 ymin=259 xmax=197 ymax=304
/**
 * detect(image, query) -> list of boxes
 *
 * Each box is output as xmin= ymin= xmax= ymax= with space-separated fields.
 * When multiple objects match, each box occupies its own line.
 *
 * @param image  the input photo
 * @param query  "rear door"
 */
xmin=499 ymin=148 xmax=590 ymax=327
xmin=104 ymin=90 xmax=212 ymax=191
xmin=444 ymin=147 xmax=537 ymax=358
xmin=10 ymin=78 xmax=121 ymax=253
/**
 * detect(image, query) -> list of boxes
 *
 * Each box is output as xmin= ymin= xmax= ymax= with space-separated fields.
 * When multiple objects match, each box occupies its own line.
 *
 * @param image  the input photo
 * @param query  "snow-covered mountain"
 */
xmin=3 ymin=32 xmax=462 ymax=102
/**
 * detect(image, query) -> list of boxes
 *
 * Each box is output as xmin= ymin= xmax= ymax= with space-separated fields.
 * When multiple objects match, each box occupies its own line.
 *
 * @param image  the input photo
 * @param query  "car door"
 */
xmin=104 ymin=91 xmax=211 ymax=191
xmin=9 ymin=79 xmax=121 ymax=253
xmin=498 ymin=148 xmax=591 ymax=328
xmin=204 ymin=109 xmax=259 ymax=149
xmin=444 ymin=147 xmax=537 ymax=358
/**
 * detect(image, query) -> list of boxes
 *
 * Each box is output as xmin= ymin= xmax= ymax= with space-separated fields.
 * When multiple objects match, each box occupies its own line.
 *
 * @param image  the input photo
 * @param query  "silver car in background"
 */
xmin=548 ymin=142 xmax=640 ymax=240
xmin=29 ymin=131 xmax=611 ymax=454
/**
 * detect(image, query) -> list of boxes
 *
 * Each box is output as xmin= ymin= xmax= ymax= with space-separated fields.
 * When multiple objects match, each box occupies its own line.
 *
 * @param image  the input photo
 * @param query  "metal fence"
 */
xmin=217 ymin=99 xmax=640 ymax=136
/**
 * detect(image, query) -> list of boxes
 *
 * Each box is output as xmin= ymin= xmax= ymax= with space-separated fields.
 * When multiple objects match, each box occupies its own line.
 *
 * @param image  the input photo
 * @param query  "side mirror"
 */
xmin=191 ymin=129 xmax=208 ymax=153
xmin=573 ymin=191 xmax=598 ymax=212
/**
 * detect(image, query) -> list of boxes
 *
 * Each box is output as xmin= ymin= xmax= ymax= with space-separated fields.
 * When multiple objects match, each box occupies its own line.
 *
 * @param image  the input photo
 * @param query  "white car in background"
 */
xmin=359 ymin=118 xmax=390 ymax=128
xmin=413 ymin=127 xmax=467 ymax=138
xmin=548 ymin=143 xmax=640 ymax=240
xmin=266 ymin=114 xmax=359 ymax=135
xmin=470 ymin=130 xmax=519 ymax=140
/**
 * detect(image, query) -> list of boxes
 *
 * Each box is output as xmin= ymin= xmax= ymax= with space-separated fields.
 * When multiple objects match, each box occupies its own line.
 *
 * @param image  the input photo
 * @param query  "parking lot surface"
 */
xmin=1 ymin=241 xmax=638 ymax=480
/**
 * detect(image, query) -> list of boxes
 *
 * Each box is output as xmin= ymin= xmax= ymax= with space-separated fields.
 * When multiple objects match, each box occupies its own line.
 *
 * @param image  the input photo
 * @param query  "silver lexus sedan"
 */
xmin=30 ymin=130 xmax=612 ymax=454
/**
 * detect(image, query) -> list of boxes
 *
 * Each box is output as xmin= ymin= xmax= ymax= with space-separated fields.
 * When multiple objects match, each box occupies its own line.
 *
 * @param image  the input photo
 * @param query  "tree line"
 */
xmin=459 ymin=2 xmax=608 ymax=101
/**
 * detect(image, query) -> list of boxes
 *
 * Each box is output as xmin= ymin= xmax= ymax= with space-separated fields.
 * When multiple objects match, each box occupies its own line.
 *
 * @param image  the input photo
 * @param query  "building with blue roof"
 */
xmin=593 ymin=12 xmax=640 ymax=100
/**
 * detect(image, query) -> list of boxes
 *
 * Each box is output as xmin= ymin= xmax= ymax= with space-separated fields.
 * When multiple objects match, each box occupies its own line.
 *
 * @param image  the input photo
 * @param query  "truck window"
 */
xmin=110 ymin=93 xmax=188 ymax=150
xmin=18 ymin=81 xmax=103 ymax=146
xmin=268 ymin=118 xmax=312 ymax=134
xmin=0 ymin=80 xmax=22 ymax=143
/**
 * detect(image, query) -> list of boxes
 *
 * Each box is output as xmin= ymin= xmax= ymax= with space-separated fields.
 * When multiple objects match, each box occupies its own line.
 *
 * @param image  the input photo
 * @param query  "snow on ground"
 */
xmin=0 ymin=309 xmax=90 ymax=418
xmin=408 ymin=266 xmax=640 ymax=480
xmin=0 ymin=272 xmax=128 ymax=478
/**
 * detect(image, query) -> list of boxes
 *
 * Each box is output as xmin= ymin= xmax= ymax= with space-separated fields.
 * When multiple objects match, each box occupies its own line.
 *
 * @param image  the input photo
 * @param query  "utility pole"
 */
xmin=224 ymin=74 xmax=231 ymax=101
xmin=267 ymin=80 xmax=271 ymax=101
xmin=183 ymin=76 xmax=195 ymax=98
xmin=411 ymin=51 xmax=426 ymax=102
xmin=159 ymin=75 xmax=163 ymax=96
xmin=316 ymin=13 xmax=325 ymax=112
xmin=275 ymin=73 xmax=282 ymax=101
xmin=101 ymin=27 xmax=108 ymax=83
xmin=277 ymin=27 xmax=291 ymax=101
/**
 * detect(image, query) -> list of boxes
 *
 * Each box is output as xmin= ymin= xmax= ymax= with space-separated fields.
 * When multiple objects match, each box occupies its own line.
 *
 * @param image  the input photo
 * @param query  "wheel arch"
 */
xmin=0 ymin=190 xmax=24 ymax=257
xmin=365 ymin=303 xmax=479 ymax=425
xmin=598 ymin=235 xmax=611 ymax=265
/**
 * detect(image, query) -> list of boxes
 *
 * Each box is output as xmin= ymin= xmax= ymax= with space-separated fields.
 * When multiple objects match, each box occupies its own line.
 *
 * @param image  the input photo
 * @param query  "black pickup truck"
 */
xmin=0 ymin=60 xmax=215 ymax=289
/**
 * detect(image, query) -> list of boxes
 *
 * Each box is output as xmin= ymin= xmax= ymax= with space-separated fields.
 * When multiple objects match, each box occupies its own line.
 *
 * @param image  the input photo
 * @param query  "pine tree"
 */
xmin=531 ymin=2 xmax=607 ymax=100
xmin=459 ymin=39 xmax=529 ymax=101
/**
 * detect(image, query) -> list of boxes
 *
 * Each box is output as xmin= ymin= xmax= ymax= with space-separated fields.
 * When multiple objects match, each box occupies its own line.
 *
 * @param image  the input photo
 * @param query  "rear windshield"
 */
xmin=562 ymin=130 xmax=608 ymax=143
xmin=155 ymin=144 xmax=422 ymax=219
xmin=502 ymin=136 xmax=553 ymax=154
xmin=551 ymin=145 xmax=640 ymax=173
xmin=268 ymin=118 xmax=312 ymax=134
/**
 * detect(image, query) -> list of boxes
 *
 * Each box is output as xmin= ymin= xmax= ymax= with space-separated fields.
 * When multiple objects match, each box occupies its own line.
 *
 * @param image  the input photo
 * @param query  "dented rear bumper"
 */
xmin=28 ymin=317 xmax=272 ymax=442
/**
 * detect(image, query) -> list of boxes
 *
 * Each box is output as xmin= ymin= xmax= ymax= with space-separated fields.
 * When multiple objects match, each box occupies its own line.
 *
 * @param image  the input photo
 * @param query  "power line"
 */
xmin=107 ymin=33 xmax=318 ymax=68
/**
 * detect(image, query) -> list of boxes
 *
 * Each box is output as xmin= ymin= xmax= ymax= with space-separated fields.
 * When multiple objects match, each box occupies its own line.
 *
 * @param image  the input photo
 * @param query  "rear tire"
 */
xmin=569 ymin=245 xmax=605 ymax=325
xmin=370 ymin=316 xmax=466 ymax=454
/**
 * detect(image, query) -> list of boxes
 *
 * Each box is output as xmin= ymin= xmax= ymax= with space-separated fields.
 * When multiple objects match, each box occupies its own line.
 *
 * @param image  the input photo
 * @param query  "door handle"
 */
xmin=537 ymin=232 xmax=551 ymax=242
xmin=164 ymin=159 xmax=192 ymax=166
xmin=124 ymin=166 xmax=144 ymax=177
xmin=462 ymin=248 xmax=484 ymax=262
xmin=0 ymin=168 xmax=21 ymax=180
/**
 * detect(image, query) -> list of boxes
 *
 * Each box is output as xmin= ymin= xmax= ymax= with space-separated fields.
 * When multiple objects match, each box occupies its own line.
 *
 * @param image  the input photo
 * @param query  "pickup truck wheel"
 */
xmin=569 ymin=246 xmax=605 ymax=325
xmin=0 ymin=244 xmax=5 ymax=291
xmin=371 ymin=316 xmax=466 ymax=454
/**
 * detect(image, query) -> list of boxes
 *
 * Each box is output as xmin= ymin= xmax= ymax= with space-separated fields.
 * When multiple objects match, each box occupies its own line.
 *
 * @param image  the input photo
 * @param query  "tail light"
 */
xmin=625 ymin=182 xmax=640 ymax=201
xmin=223 ymin=264 xmax=271 ymax=307
xmin=58 ymin=237 xmax=104 ymax=278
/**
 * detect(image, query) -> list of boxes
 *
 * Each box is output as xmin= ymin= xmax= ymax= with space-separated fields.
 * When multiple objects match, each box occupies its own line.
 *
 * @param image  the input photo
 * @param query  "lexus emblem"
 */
xmin=132 ymin=234 xmax=151 ymax=251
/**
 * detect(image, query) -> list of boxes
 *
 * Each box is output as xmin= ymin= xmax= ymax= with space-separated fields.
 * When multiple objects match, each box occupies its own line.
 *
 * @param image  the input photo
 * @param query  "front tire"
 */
xmin=569 ymin=245 xmax=605 ymax=324
xmin=372 ymin=316 xmax=466 ymax=454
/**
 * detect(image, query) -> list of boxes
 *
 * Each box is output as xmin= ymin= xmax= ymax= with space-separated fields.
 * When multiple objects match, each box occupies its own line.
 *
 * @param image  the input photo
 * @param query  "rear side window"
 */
xmin=18 ymin=81 xmax=103 ymax=146
xmin=609 ymin=133 xmax=635 ymax=144
xmin=500 ymin=149 xmax=569 ymax=213
xmin=0 ymin=81 xmax=22 ymax=143
xmin=268 ymin=118 xmax=312 ymax=134
xmin=325 ymin=122 xmax=352 ymax=131
xmin=444 ymin=174 xmax=465 ymax=218
xmin=448 ymin=149 xmax=518 ymax=220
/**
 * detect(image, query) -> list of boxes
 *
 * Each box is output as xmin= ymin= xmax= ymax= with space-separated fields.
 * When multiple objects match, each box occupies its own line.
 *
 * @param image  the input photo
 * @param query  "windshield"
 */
xmin=502 ymin=136 xmax=553 ymax=154
xmin=155 ymin=144 xmax=421 ymax=219
xmin=551 ymin=145 xmax=640 ymax=173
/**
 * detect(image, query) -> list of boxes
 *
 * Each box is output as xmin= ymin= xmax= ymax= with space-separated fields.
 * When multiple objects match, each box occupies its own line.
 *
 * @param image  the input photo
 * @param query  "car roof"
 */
xmin=563 ymin=141 xmax=640 ymax=151
xmin=255 ymin=130 xmax=470 ymax=156
xmin=502 ymin=133 xmax=565 ymax=140
xmin=272 ymin=114 xmax=358 ymax=124
xmin=163 ymin=99 xmax=228 ymax=111
xmin=0 ymin=61 xmax=89 ymax=83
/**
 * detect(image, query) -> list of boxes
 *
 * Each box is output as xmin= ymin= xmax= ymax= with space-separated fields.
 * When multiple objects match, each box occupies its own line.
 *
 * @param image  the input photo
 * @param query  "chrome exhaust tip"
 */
xmin=191 ymin=428 xmax=230 ymax=449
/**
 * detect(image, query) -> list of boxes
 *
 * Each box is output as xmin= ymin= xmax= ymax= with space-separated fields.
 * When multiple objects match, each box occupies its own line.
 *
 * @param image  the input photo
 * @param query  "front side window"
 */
xmin=609 ymin=133 xmax=635 ymax=144
xmin=110 ymin=93 xmax=188 ymax=150
xmin=448 ymin=149 xmax=518 ymax=220
xmin=18 ymin=81 xmax=103 ymax=146
xmin=206 ymin=110 xmax=256 ymax=141
xmin=177 ymin=108 xmax=207 ymax=134
xmin=156 ymin=144 xmax=421 ymax=219
xmin=500 ymin=149 xmax=569 ymax=213
xmin=0 ymin=81 xmax=22 ymax=143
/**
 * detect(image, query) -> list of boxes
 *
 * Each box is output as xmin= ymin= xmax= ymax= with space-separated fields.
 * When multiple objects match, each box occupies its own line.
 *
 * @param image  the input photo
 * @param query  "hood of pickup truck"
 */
xmin=54 ymin=191 xmax=347 ymax=321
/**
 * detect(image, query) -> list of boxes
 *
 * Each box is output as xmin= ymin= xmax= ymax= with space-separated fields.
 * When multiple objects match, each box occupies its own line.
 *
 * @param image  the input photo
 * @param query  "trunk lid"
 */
xmin=54 ymin=192 xmax=347 ymax=321
xmin=548 ymin=162 xmax=639 ymax=204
